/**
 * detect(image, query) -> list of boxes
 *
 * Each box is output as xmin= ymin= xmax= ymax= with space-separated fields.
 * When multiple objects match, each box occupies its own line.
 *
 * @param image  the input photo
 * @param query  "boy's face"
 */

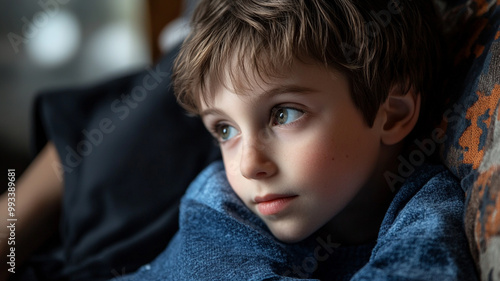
xmin=201 ymin=61 xmax=385 ymax=243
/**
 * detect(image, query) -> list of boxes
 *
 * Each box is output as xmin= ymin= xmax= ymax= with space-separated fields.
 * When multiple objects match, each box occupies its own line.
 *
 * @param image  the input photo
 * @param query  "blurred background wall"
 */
xmin=0 ymin=0 xmax=183 ymax=175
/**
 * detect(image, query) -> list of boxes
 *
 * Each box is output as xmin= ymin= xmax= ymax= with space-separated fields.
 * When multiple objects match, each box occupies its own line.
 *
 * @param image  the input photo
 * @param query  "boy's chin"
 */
xmin=266 ymin=222 xmax=317 ymax=244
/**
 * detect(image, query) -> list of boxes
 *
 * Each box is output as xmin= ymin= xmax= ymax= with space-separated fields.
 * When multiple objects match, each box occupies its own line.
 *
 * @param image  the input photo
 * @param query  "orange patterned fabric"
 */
xmin=459 ymin=88 xmax=500 ymax=170
xmin=440 ymin=0 xmax=500 ymax=279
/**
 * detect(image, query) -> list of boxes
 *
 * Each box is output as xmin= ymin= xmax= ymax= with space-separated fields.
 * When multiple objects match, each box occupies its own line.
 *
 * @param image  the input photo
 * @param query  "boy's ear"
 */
xmin=379 ymin=86 xmax=421 ymax=146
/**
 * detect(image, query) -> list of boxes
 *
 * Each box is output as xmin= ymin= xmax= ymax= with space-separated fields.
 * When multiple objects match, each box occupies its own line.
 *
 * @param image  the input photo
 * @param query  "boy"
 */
xmin=117 ymin=0 xmax=477 ymax=279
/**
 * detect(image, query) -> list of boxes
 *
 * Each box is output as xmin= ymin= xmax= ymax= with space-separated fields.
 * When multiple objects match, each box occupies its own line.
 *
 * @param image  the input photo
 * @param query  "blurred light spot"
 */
xmin=26 ymin=10 xmax=81 ymax=68
xmin=158 ymin=17 xmax=190 ymax=53
xmin=83 ymin=22 xmax=149 ymax=76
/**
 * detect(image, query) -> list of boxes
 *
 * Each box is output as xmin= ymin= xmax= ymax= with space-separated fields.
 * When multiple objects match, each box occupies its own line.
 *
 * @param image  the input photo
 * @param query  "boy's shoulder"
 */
xmin=380 ymin=163 xmax=463 ymax=238
xmin=352 ymin=163 xmax=478 ymax=280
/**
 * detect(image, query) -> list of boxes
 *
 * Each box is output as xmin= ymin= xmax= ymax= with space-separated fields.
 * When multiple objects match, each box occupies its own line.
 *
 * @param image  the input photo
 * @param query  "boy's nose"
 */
xmin=240 ymin=141 xmax=277 ymax=180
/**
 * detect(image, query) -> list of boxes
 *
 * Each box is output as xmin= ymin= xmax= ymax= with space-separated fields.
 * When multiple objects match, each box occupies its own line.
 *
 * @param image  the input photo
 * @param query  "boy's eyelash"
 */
xmin=210 ymin=123 xmax=223 ymax=138
xmin=273 ymin=104 xmax=305 ymax=113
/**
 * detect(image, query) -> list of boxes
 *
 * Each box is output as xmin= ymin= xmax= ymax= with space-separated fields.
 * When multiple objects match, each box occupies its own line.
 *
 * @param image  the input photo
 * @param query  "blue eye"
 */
xmin=216 ymin=124 xmax=238 ymax=141
xmin=272 ymin=107 xmax=304 ymax=126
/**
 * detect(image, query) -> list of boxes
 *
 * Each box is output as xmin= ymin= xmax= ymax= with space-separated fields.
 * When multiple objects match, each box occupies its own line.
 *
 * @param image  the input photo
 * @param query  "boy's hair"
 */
xmin=173 ymin=0 xmax=443 ymax=131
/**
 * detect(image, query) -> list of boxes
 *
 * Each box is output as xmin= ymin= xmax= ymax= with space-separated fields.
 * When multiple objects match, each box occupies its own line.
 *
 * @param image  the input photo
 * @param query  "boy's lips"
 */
xmin=254 ymin=194 xmax=298 ymax=216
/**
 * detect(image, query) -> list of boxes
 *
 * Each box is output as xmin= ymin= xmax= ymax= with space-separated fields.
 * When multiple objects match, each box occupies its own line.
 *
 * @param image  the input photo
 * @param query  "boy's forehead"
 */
xmin=199 ymin=59 xmax=282 ymax=106
xmin=199 ymin=59 xmax=345 ymax=110
xmin=205 ymin=56 xmax=339 ymax=97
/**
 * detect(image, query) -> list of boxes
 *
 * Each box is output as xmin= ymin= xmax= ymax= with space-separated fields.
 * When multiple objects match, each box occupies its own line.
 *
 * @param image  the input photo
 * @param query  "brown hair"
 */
xmin=173 ymin=0 xmax=443 ymax=130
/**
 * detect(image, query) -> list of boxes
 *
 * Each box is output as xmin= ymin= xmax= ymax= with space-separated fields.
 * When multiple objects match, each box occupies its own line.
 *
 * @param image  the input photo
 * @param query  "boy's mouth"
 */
xmin=254 ymin=194 xmax=298 ymax=216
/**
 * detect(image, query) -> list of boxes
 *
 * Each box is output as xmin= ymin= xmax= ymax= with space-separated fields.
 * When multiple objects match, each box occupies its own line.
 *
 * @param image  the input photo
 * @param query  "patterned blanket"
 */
xmin=439 ymin=0 xmax=500 ymax=279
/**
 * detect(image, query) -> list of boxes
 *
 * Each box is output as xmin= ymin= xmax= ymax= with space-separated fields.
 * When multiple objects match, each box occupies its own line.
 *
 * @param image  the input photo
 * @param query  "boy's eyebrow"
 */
xmin=201 ymin=108 xmax=225 ymax=117
xmin=262 ymin=85 xmax=318 ymax=99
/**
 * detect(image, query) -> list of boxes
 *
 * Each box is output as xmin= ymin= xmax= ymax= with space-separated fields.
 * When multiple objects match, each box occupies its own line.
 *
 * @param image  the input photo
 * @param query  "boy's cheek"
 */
xmin=285 ymin=134 xmax=369 ymax=188
xmin=284 ymin=135 xmax=338 ymax=174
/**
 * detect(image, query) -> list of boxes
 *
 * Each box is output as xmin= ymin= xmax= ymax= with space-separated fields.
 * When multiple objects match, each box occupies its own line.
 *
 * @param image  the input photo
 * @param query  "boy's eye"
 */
xmin=272 ymin=107 xmax=304 ymax=126
xmin=216 ymin=124 xmax=238 ymax=141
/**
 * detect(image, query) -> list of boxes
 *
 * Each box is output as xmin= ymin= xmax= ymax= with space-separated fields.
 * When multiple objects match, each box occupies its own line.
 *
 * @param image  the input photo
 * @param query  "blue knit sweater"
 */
xmin=114 ymin=161 xmax=478 ymax=280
